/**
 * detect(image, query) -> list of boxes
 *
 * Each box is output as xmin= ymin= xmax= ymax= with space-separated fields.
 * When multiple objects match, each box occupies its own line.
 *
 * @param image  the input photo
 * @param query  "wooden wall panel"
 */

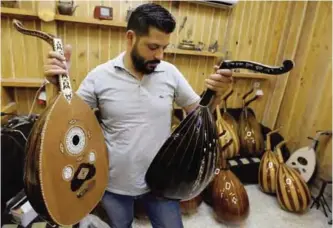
xmin=1 ymin=1 xmax=331 ymax=179
xmin=274 ymin=1 xmax=332 ymax=180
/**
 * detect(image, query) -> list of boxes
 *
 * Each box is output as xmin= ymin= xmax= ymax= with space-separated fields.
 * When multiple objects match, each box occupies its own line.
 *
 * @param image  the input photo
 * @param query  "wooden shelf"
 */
xmin=54 ymin=14 xmax=127 ymax=28
xmin=233 ymin=72 xmax=274 ymax=80
xmin=165 ymin=48 xmax=224 ymax=58
xmin=1 ymin=7 xmax=127 ymax=28
xmin=1 ymin=78 xmax=45 ymax=87
xmin=0 ymin=7 xmax=38 ymax=19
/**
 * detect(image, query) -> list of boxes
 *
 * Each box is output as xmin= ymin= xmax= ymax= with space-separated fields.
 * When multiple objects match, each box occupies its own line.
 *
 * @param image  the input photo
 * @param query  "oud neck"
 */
xmin=52 ymin=38 xmax=73 ymax=103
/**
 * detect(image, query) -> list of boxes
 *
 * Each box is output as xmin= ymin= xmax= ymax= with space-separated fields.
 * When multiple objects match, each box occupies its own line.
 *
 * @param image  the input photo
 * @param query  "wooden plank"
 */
xmin=0 ymin=7 xmax=38 ymax=18
xmin=287 ymin=2 xmax=332 ymax=144
xmin=75 ymin=23 xmax=89 ymax=85
xmin=1 ymin=18 xmax=13 ymax=78
xmin=40 ymin=21 xmax=58 ymax=104
xmin=54 ymin=14 xmax=127 ymax=28
xmin=273 ymin=1 xmax=317 ymax=135
xmin=1 ymin=78 xmax=45 ymax=87
xmin=1 ymin=102 xmax=17 ymax=114
xmin=164 ymin=48 xmax=223 ymax=57
xmin=262 ymin=1 xmax=308 ymax=129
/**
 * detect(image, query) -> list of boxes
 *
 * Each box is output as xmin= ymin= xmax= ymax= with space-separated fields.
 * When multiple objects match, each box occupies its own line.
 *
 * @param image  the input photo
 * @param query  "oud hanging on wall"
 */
xmin=238 ymin=85 xmax=264 ymax=157
xmin=216 ymin=83 xmax=240 ymax=159
xmin=12 ymin=19 xmax=109 ymax=226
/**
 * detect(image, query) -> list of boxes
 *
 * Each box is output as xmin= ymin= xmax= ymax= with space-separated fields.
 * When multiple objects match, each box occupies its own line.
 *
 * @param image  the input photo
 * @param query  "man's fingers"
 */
xmin=47 ymin=51 xmax=65 ymax=61
xmin=216 ymin=69 xmax=232 ymax=77
xmin=64 ymin=44 xmax=72 ymax=62
xmin=209 ymin=73 xmax=233 ymax=83
xmin=46 ymin=58 xmax=67 ymax=70
xmin=205 ymin=78 xmax=226 ymax=89
xmin=44 ymin=65 xmax=68 ymax=77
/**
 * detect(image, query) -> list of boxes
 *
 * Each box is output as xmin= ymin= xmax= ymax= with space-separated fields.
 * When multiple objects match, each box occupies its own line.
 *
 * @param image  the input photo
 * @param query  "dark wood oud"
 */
xmin=12 ymin=19 xmax=109 ymax=226
xmin=212 ymin=110 xmax=250 ymax=225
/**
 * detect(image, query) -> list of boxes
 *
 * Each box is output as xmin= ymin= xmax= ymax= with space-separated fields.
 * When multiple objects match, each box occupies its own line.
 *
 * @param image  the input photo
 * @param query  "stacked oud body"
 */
xmin=210 ymin=96 xmax=250 ymax=225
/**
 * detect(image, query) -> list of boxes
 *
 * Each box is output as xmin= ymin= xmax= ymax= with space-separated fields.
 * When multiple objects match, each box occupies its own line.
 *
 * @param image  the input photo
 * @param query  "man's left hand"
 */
xmin=205 ymin=65 xmax=233 ymax=110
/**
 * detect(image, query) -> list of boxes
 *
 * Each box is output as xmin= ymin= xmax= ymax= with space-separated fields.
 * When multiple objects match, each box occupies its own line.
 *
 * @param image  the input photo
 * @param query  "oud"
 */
xmin=12 ymin=19 xmax=109 ymax=226
xmin=275 ymin=140 xmax=311 ymax=213
xmin=258 ymin=128 xmax=281 ymax=194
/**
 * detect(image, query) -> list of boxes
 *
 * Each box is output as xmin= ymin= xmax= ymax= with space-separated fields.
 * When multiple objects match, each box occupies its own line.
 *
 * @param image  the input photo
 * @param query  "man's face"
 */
xmin=130 ymin=27 xmax=170 ymax=74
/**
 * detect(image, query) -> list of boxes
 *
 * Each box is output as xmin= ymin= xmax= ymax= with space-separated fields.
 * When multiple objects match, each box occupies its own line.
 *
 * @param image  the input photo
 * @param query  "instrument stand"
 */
xmin=310 ymin=178 xmax=332 ymax=224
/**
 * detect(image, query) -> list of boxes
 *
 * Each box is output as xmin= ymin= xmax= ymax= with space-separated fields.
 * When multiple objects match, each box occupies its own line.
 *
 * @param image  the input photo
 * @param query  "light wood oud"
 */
xmin=216 ymin=83 xmax=240 ymax=159
xmin=13 ymin=19 xmax=109 ymax=226
xmin=258 ymin=128 xmax=281 ymax=194
xmin=275 ymin=140 xmax=311 ymax=213
xmin=238 ymin=87 xmax=264 ymax=157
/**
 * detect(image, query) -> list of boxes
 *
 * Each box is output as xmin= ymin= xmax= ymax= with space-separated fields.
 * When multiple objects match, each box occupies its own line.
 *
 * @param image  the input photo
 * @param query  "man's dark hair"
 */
xmin=127 ymin=3 xmax=176 ymax=36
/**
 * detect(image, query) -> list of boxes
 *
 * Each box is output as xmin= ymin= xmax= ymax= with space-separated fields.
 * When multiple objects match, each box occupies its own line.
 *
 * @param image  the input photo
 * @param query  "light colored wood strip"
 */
xmin=288 ymin=2 xmax=331 ymax=144
xmin=1 ymin=18 xmax=13 ymax=78
xmin=0 ymin=7 xmax=37 ymax=18
xmin=274 ymin=1 xmax=318 ymax=136
xmin=262 ymin=1 xmax=308 ymax=129
xmin=164 ymin=48 xmax=223 ymax=57
xmin=1 ymin=78 xmax=45 ymax=87
xmin=1 ymin=101 xmax=17 ymax=113
xmin=40 ymin=21 xmax=58 ymax=104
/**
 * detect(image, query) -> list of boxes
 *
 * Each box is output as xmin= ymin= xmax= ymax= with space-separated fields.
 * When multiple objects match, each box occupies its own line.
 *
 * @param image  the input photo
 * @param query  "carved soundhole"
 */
xmin=65 ymin=126 xmax=86 ymax=155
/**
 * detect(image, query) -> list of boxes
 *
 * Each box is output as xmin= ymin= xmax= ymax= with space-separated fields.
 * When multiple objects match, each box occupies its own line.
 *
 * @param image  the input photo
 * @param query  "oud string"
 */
xmin=28 ymin=79 xmax=49 ymax=118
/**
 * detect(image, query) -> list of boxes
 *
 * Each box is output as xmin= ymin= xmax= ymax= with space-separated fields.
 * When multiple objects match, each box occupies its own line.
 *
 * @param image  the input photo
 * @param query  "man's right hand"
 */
xmin=44 ymin=44 xmax=72 ymax=85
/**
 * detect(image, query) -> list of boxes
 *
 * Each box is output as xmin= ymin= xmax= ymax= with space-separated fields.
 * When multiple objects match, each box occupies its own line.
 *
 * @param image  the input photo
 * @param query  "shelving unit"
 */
xmin=1 ymin=7 xmax=270 ymax=81
xmin=0 ymin=7 xmax=38 ymax=19
xmin=54 ymin=14 xmax=127 ymax=28
xmin=1 ymin=7 xmax=224 ymax=58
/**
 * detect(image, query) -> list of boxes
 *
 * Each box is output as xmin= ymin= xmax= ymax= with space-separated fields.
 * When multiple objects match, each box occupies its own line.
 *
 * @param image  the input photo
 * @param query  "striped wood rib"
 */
xmin=238 ymin=93 xmax=264 ymax=157
xmin=275 ymin=141 xmax=311 ymax=213
xmin=216 ymin=105 xmax=239 ymax=159
xmin=258 ymin=128 xmax=281 ymax=194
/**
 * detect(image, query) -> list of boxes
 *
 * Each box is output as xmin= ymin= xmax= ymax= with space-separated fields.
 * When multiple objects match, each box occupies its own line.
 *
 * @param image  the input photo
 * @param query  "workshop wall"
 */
xmin=1 ymin=1 xmax=331 ymax=180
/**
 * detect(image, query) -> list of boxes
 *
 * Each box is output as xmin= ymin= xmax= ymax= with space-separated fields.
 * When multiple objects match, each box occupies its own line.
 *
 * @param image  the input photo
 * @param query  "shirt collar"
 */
xmin=114 ymin=51 xmax=165 ymax=73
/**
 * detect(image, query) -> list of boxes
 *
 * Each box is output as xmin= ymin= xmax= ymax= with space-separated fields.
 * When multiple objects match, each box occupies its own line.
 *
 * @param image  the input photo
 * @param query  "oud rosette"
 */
xmin=211 ymin=165 xmax=250 ymax=225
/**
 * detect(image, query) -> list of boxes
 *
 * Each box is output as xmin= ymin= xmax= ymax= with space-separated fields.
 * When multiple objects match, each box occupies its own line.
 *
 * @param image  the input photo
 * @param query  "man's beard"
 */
xmin=130 ymin=45 xmax=160 ymax=74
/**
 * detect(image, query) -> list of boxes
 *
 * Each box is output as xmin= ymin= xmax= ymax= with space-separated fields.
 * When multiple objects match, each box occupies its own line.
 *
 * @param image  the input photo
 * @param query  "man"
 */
xmin=44 ymin=3 xmax=232 ymax=228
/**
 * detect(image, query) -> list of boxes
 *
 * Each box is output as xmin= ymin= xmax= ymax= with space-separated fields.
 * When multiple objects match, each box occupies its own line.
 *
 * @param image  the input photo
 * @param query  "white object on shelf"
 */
xmin=196 ymin=0 xmax=238 ymax=9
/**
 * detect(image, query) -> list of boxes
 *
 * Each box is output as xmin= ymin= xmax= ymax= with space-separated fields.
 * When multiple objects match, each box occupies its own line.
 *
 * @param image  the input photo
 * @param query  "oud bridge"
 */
xmin=70 ymin=163 xmax=96 ymax=195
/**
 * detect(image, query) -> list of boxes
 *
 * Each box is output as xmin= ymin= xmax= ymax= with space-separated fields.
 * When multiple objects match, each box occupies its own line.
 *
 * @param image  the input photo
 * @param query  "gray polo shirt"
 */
xmin=76 ymin=52 xmax=200 ymax=196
